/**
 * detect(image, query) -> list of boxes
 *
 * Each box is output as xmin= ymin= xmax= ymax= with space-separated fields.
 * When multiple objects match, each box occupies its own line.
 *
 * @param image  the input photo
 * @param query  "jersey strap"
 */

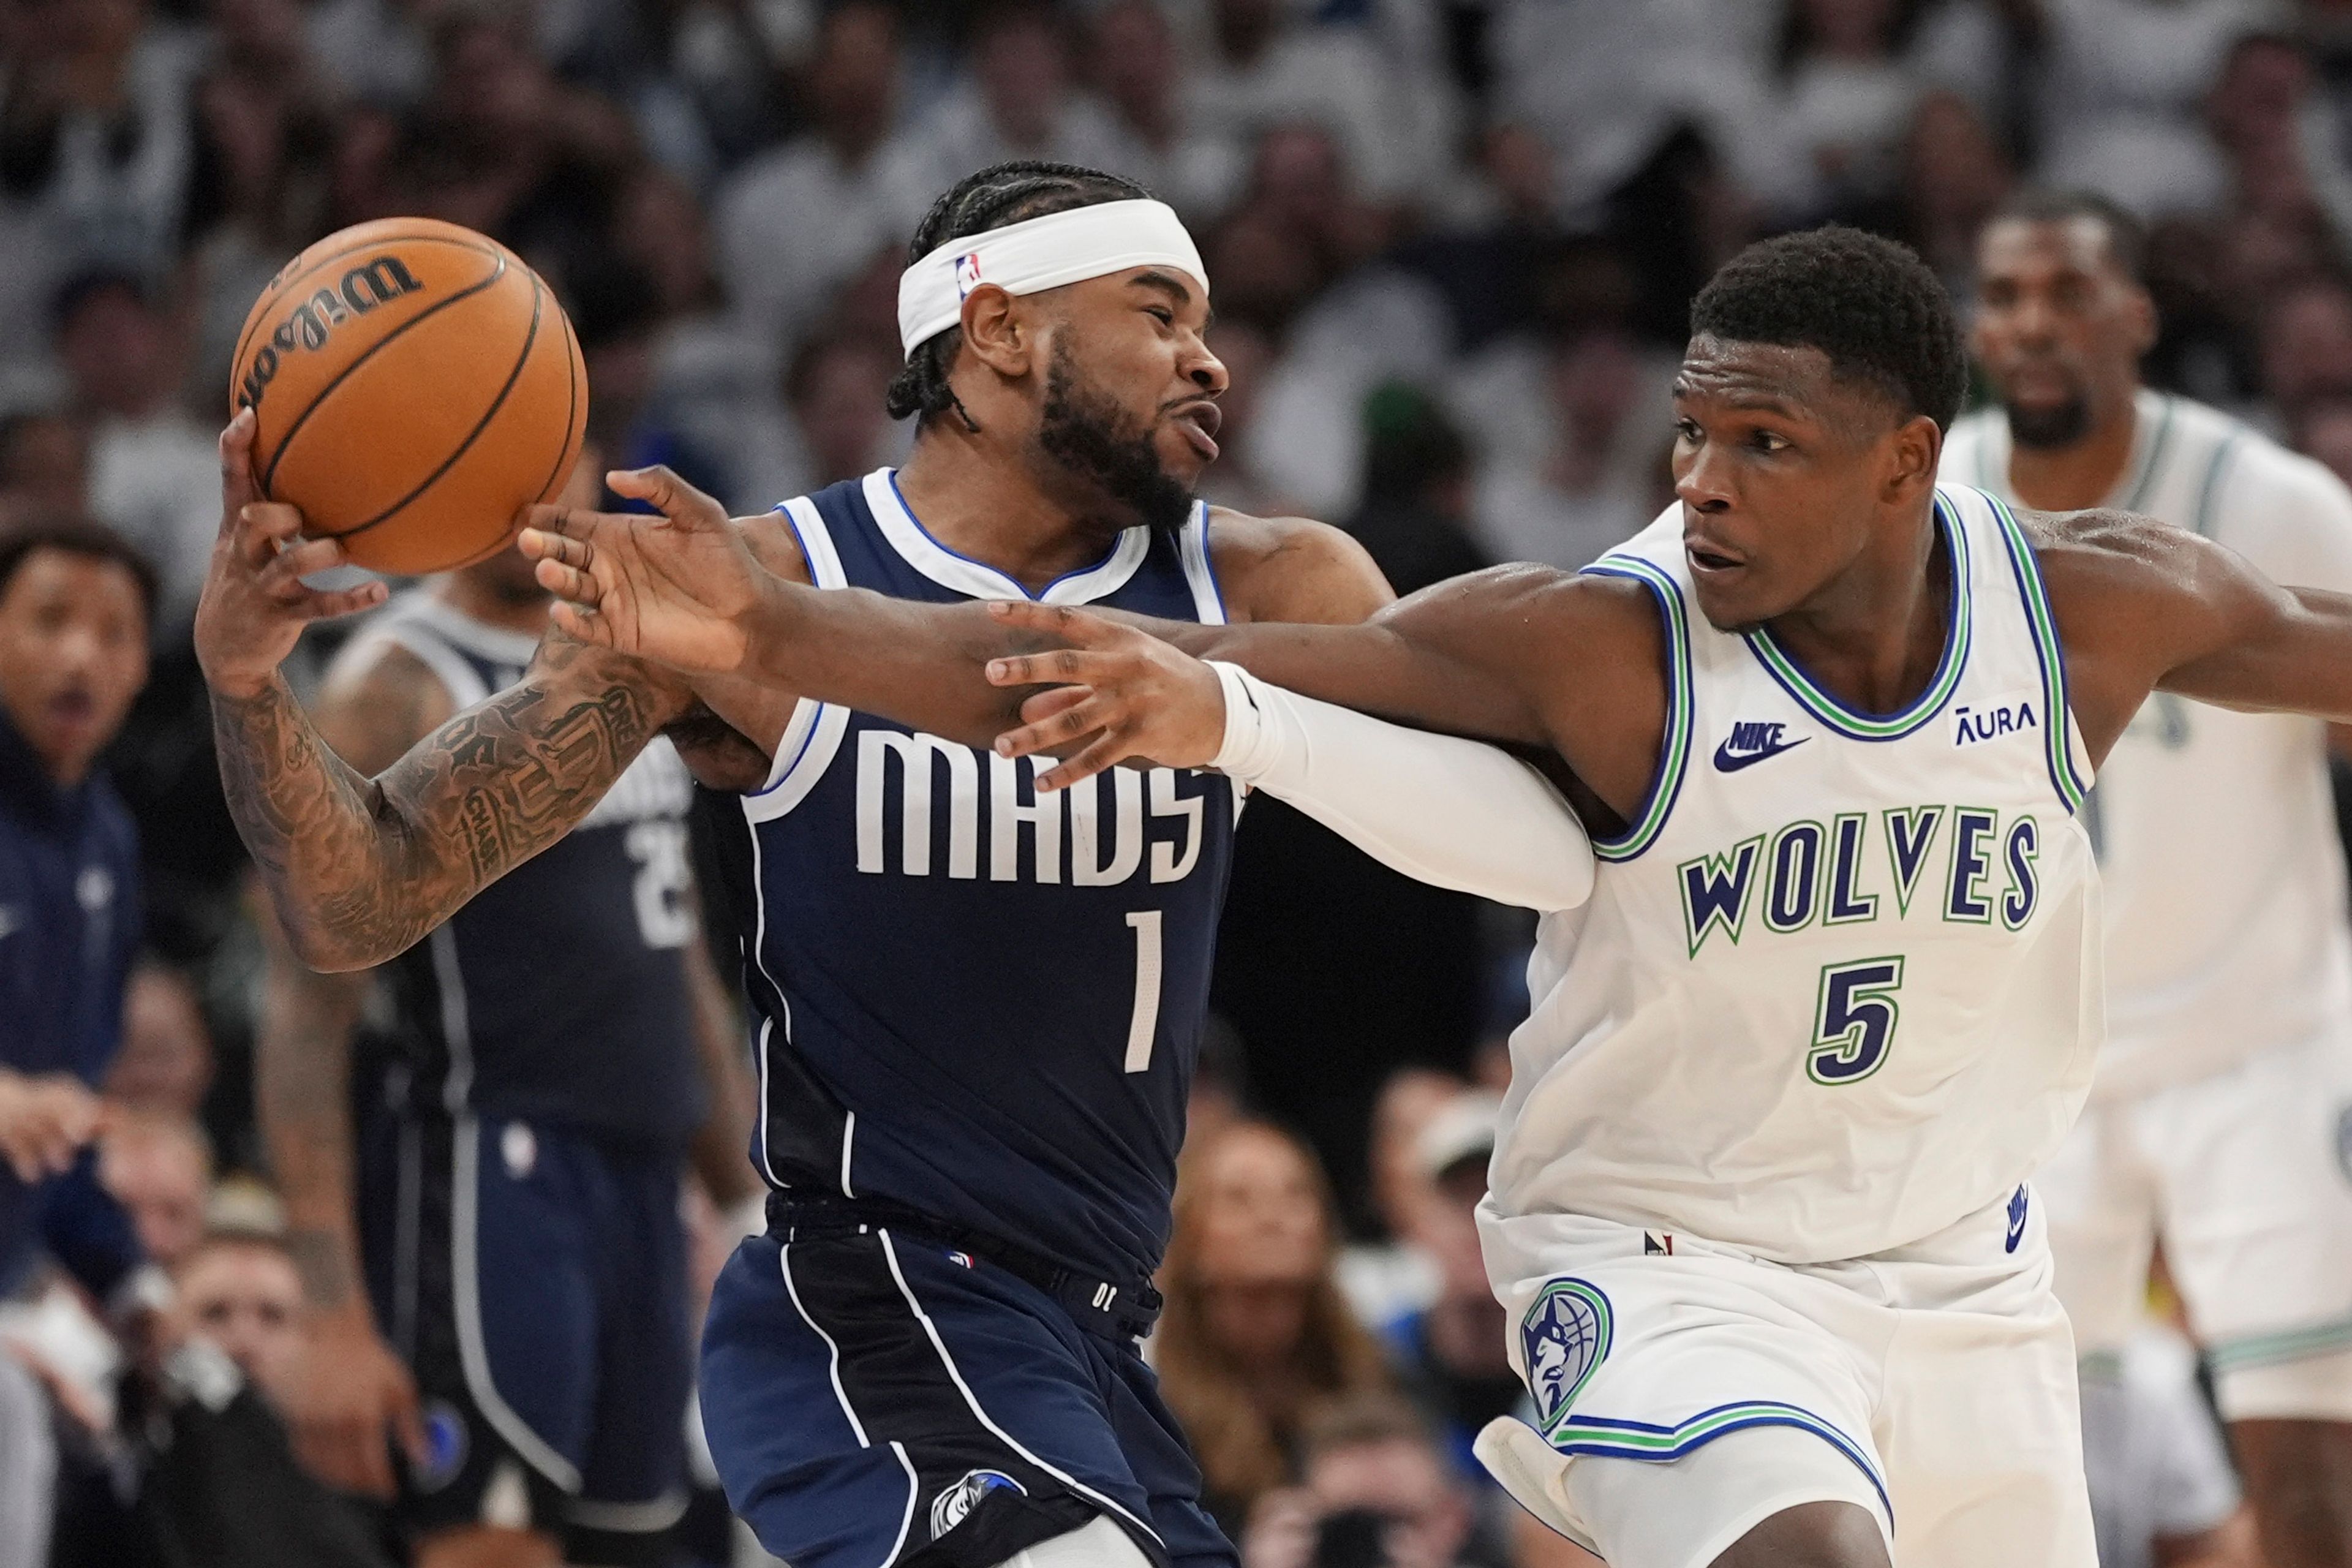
xmin=1983 ymin=493 xmax=2092 ymax=814
xmin=1576 ymin=553 xmax=1694 ymax=862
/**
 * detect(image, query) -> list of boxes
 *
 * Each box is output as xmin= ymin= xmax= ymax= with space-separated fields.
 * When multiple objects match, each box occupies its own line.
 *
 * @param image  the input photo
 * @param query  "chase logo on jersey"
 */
xmin=1522 ymin=1278 xmax=1612 ymax=1431
xmin=1680 ymin=805 xmax=2043 ymax=956
xmin=930 ymin=1469 xmax=1025 ymax=1540
xmin=1951 ymin=690 xmax=2040 ymax=748
xmin=1713 ymin=721 xmax=1809 ymax=772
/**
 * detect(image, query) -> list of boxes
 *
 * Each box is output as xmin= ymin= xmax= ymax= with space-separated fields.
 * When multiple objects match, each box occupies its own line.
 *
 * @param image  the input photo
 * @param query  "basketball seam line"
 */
xmin=532 ymin=300 xmax=581 ymax=505
xmin=258 ymin=255 xmax=510 ymax=500
xmin=332 ymin=273 xmax=547 ymax=542
xmin=230 ymin=232 xmax=502 ymax=405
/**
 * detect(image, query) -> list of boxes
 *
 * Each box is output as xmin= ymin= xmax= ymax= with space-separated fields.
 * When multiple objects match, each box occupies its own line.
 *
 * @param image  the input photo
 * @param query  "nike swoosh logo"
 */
xmin=2005 ymin=1214 xmax=2027 ymax=1253
xmin=1712 ymin=736 xmax=1809 ymax=772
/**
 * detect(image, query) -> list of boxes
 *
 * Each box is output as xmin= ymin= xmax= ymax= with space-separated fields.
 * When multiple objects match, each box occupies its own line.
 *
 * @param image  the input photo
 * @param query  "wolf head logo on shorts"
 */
xmin=1521 ymin=1278 xmax=1613 ymax=1430
xmin=930 ymin=1468 xmax=1025 ymax=1540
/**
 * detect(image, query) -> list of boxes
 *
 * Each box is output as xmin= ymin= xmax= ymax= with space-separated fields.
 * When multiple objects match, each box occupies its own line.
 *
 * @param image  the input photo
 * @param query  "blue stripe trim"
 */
xmin=1579 ymin=556 xmax=1692 ymax=861
xmin=1551 ymin=1400 xmax=1891 ymax=1525
xmin=1984 ymin=494 xmax=2089 ymax=812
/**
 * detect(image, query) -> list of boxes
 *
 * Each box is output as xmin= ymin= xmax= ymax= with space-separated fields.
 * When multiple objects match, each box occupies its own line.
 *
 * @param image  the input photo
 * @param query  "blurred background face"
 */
xmin=1971 ymin=215 xmax=2153 ymax=448
xmin=58 ymin=286 xmax=179 ymax=421
xmin=1306 ymin=1439 xmax=1472 ymax=1568
xmin=1185 ymin=1125 xmax=1329 ymax=1363
xmin=1088 ymin=0 xmax=1175 ymax=126
xmin=106 ymin=967 xmax=215 ymax=1117
xmin=0 ymin=548 xmax=148 ymax=786
xmin=974 ymin=10 xmax=1065 ymax=147
xmin=100 ymin=1118 xmax=211 ymax=1270
xmin=179 ymin=1240 xmax=306 ymax=1396
xmin=789 ymin=337 xmax=898 ymax=488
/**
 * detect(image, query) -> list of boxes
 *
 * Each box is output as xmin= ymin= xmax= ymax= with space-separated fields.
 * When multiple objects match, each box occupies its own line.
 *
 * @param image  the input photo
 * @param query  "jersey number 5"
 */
xmin=1809 ymin=957 xmax=1904 ymax=1085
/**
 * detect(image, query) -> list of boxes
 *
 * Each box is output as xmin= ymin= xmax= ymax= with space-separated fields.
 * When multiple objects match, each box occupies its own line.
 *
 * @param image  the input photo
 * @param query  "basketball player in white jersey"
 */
xmin=522 ymin=224 xmax=2352 ymax=1567
xmin=1947 ymin=189 xmax=2352 ymax=1568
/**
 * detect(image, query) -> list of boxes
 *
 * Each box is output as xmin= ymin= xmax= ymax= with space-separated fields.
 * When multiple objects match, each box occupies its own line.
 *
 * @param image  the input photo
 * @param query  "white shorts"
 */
xmin=2038 ymin=1028 xmax=2352 ymax=1420
xmin=1473 ymin=1189 xmax=2095 ymax=1568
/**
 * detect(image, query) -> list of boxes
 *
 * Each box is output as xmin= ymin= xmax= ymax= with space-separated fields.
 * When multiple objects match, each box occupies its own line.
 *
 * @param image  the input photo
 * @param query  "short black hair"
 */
xmin=1987 ymin=187 xmax=2149 ymax=283
xmin=886 ymin=161 xmax=1155 ymax=428
xmin=1689 ymin=225 xmax=1967 ymax=432
xmin=0 ymin=514 xmax=158 ymax=627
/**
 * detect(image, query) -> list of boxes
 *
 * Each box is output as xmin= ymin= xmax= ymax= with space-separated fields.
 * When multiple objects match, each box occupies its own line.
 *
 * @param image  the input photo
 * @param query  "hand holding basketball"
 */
xmin=194 ymin=410 xmax=390 ymax=699
xmin=519 ymin=466 xmax=767 ymax=673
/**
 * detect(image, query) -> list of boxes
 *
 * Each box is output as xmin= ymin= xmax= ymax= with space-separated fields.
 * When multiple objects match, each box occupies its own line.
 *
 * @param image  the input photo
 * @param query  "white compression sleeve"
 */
xmin=1205 ymin=661 xmax=1594 ymax=913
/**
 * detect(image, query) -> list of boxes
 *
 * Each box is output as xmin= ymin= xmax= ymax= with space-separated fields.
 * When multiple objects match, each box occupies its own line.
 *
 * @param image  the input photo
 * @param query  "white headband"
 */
xmin=896 ymin=198 xmax=1208 ymax=359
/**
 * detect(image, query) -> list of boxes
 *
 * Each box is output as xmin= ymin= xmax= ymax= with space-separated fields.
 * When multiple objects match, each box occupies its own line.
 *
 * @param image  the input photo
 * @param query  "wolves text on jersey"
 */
xmin=854 ymin=729 xmax=1212 ymax=885
xmin=1679 ymin=805 xmax=2041 ymax=957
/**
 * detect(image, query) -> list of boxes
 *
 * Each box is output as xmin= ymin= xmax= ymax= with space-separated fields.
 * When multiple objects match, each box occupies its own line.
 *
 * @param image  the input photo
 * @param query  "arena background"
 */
xmin=1 ymin=0 xmax=2344 ymax=1563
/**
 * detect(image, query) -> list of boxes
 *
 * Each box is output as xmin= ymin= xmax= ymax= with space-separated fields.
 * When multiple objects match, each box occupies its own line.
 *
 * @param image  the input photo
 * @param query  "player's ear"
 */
xmin=959 ymin=284 xmax=1035 ymax=379
xmin=1885 ymin=413 xmax=1941 ymax=504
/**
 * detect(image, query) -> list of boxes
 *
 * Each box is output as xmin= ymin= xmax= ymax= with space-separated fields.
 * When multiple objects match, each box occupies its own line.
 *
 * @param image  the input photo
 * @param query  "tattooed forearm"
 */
xmin=213 ymin=639 xmax=682 ymax=970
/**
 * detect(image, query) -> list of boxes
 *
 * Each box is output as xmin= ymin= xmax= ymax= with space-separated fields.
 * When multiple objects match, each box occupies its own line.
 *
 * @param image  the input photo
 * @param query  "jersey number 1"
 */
xmin=1124 ymin=911 xmax=1163 ymax=1073
xmin=1809 ymin=956 xmax=1904 ymax=1085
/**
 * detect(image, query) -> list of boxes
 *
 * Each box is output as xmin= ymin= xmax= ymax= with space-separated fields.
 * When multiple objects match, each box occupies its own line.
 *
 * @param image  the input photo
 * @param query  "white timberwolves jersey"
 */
xmin=1945 ymin=392 xmax=2352 ymax=1099
xmin=1487 ymin=486 xmax=2103 ymax=1270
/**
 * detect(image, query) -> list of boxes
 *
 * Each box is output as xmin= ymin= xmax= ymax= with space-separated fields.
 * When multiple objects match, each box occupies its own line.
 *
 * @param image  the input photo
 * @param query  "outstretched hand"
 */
xmin=193 ymin=410 xmax=388 ymax=699
xmin=518 ymin=466 xmax=767 ymax=673
xmin=983 ymin=600 xmax=1227 ymax=791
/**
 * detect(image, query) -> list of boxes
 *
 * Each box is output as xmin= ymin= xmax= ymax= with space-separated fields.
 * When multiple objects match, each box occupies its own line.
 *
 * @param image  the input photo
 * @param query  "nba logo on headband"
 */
xmin=955 ymin=254 xmax=982 ymax=299
xmin=898 ymin=198 xmax=1209 ymax=359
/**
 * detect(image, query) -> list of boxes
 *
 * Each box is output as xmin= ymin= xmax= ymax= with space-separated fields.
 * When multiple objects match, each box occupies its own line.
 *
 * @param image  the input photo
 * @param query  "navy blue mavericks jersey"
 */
xmin=360 ymin=593 xmax=705 ymax=1145
xmin=734 ymin=470 xmax=1238 ymax=1283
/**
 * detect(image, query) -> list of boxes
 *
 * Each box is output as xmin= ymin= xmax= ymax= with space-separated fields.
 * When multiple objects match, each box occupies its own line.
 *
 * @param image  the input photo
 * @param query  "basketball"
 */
xmin=228 ymin=217 xmax=589 ymax=575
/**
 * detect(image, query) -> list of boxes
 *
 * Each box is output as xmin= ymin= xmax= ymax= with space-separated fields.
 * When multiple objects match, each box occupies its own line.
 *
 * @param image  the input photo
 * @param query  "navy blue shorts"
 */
xmin=359 ymin=1109 xmax=692 ymax=1564
xmin=700 ymin=1227 xmax=1235 ymax=1568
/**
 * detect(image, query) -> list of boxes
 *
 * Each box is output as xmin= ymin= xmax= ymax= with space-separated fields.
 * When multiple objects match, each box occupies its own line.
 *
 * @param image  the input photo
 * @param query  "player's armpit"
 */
xmin=220 ymin=632 xmax=696 ymax=972
xmin=1204 ymin=510 xmax=1398 ymax=625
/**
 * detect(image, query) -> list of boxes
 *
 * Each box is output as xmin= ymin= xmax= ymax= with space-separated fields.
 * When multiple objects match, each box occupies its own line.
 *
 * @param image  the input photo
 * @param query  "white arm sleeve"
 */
xmin=1205 ymin=661 xmax=1594 ymax=913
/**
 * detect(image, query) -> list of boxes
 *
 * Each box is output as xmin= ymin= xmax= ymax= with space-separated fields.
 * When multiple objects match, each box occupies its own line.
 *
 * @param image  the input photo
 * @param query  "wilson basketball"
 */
xmin=228 ymin=217 xmax=588 ymax=575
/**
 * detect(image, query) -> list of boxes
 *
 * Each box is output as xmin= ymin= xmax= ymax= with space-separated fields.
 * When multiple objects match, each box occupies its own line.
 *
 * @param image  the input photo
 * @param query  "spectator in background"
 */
xmin=104 ymin=963 xmax=214 ymax=1118
xmin=1777 ymin=0 xmax=1925 ymax=216
xmin=1240 ymin=1396 xmax=1476 ymax=1568
xmin=1878 ymin=89 xmax=2016 ymax=294
xmin=1087 ymin=0 xmax=1245 ymax=224
xmin=1336 ymin=1067 xmax=1461 ymax=1330
xmin=99 ymin=1112 xmax=210 ymax=1272
xmin=881 ymin=1 xmax=1139 ymax=235
xmin=2260 ymin=274 xmax=2352 ymax=423
xmin=2295 ymin=392 xmax=2352 ymax=487
xmin=0 ymin=410 xmax=89 ymax=524
xmin=55 ymin=273 xmax=216 ymax=631
xmin=0 ymin=0 xmax=197 ymax=376
xmin=1472 ymin=324 xmax=1661 ymax=569
xmin=1344 ymin=385 xmax=1489 ymax=597
xmin=1188 ymin=0 xmax=1406 ymax=207
xmin=728 ymin=326 xmax=903 ymax=509
xmin=1157 ymin=1121 xmax=1395 ymax=1534
xmin=716 ymin=0 xmax=910 ymax=375
xmin=175 ymin=1229 xmax=302 ymax=1403
xmin=571 ymin=255 xmax=731 ymax=507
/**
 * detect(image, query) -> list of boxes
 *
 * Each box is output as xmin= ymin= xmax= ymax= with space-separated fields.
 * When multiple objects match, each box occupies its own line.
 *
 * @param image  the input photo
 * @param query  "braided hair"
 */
xmin=885 ymin=161 xmax=1155 ymax=429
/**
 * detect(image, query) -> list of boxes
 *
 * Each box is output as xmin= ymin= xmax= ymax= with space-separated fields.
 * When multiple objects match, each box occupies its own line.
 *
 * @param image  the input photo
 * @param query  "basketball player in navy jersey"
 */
xmin=247 ymin=461 xmax=760 ymax=1568
xmin=192 ymin=164 xmax=1590 ymax=1568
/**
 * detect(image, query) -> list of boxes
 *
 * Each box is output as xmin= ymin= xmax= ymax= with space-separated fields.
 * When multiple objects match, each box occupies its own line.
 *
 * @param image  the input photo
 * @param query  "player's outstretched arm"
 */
xmin=197 ymin=419 xmax=695 ymax=971
xmin=2035 ymin=508 xmax=2352 ymax=750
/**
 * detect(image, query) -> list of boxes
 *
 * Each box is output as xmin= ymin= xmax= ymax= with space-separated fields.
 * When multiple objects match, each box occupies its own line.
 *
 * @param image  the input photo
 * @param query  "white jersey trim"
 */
xmin=861 ymin=469 xmax=1152 ymax=606
xmin=744 ymin=496 xmax=853 ymax=824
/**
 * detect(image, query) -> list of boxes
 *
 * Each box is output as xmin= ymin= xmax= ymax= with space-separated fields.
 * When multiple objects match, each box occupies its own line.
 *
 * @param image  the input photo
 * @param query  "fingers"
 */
xmin=986 ymin=647 xmax=1123 ymax=688
xmin=549 ymin=600 xmax=614 ymax=646
xmin=530 ymin=554 xmax=601 ymax=606
xmin=236 ymin=500 xmax=304 ymax=570
xmin=986 ymin=598 xmax=1127 ymax=647
xmin=216 ymin=409 xmax=257 ymax=535
xmin=607 ymin=464 xmax=725 ymax=527
xmin=302 ymin=582 xmax=390 ymax=620
xmin=524 ymin=502 xmax=605 ymax=543
xmin=1016 ymin=686 xmax=1092 ymax=726
xmin=518 ymin=524 xmax=591 ymax=568
xmin=995 ymin=693 xmax=1111 ymax=760
xmin=1033 ymin=732 xmax=1133 ymax=794
xmin=391 ymin=1376 xmax=428 ymax=1466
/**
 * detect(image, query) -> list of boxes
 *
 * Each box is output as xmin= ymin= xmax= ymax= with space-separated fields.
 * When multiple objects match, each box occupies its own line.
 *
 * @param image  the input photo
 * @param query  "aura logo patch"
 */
xmin=931 ymin=1469 xmax=1024 ymax=1539
xmin=1521 ymin=1278 xmax=1612 ymax=1430
xmin=1951 ymin=690 xmax=2040 ymax=747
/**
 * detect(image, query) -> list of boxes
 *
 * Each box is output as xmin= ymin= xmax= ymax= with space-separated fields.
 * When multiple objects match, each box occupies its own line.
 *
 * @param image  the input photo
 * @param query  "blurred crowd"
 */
xmin=12 ymin=0 xmax=2352 ymax=1563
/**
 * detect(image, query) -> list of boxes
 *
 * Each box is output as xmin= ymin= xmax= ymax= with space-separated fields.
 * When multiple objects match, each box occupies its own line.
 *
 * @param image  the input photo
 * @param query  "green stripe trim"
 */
xmin=1581 ymin=556 xmax=1692 ymax=862
xmin=2192 ymin=434 xmax=2241 ymax=540
xmin=2208 ymin=1311 xmax=2352 ymax=1371
xmin=1985 ymin=494 xmax=2089 ymax=811
xmin=1742 ymin=495 xmax=1973 ymax=740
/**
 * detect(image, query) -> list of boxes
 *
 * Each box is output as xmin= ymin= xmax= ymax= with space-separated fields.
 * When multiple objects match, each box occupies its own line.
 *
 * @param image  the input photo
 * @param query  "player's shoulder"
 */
xmin=734 ymin=504 xmax=813 ymax=586
xmin=1202 ymin=505 xmax=1390 ymax=624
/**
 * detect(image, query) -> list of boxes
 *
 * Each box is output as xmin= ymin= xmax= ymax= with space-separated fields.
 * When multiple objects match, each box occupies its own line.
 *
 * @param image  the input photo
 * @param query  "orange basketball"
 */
xmin=228 ymin=217 xmax=589 ymax=575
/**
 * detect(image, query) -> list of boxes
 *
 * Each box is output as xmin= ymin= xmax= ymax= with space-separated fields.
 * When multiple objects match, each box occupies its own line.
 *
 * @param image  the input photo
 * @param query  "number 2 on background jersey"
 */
xmin=1124 ymin=911 xmax=1163 ymax=1073
xmin=1809 ymin=957 xmax=1904 ymax=1085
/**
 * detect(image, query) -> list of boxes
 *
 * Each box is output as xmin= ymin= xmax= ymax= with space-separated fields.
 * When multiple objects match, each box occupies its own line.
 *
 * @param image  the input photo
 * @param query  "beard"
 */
xmin=2005 ymin=393 xmax=2093 ymax=451
xmin=1037 ymin=335 xmax=1196 ymax=537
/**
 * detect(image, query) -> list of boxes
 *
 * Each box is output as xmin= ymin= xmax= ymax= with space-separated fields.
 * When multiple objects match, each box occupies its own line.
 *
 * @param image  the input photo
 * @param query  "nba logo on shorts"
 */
xmin=1521 ymin=1278 xmax=1613 ymax=1429
xmin=955 ymin=254 xmax=983 ymax=299
xmin=930 ymin=1468 xmax=1025 ymax=1540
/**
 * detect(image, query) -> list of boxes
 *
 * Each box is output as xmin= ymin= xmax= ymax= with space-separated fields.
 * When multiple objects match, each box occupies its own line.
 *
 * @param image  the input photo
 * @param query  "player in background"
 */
xmin=250 ymin=451 xmax=760 ymax=1568
xmin=1948 ymin=188 xmax=2352 ymax=1568
xmin=196 ymin=162 xmax=1588 ymax=1568
xmin=522 ymin=224 xmax=2352 ymax=1567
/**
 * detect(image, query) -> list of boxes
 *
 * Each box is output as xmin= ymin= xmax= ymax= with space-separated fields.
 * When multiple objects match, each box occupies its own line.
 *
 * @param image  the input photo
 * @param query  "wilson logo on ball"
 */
xmin=236 ymin=256 xmax=428 ymax=412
